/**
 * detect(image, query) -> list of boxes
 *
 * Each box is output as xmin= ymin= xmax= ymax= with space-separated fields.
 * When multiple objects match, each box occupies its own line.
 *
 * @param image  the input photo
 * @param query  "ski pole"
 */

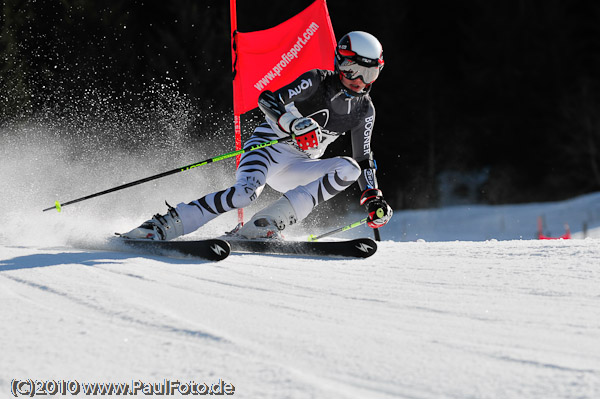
xmin=308 ymin=218 xmax=368 ymax=242
xmin=373 ymin=227 xmax=381 ymax=242
xmin=43 ymin=136 xmax=292 ymax=212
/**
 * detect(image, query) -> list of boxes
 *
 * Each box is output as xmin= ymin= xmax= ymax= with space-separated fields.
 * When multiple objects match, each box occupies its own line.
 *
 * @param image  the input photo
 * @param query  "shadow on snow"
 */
xmin=0 ymin=250 xmax=212 ymax=271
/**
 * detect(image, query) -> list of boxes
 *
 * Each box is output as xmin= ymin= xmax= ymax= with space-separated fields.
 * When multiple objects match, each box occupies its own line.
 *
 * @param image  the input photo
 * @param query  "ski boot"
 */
xmin=235 ymin=196 xmax=297 ymax=239
xmin=121 ymin=203 xmax=184 ymax=241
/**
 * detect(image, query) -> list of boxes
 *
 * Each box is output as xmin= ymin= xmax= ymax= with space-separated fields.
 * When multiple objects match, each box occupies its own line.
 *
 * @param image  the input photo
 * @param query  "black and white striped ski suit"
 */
xmin=173 ymin=69 xmax=380 ymax=235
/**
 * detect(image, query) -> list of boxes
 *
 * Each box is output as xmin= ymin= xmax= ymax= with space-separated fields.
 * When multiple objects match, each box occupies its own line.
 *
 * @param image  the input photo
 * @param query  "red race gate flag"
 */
xmin=231 ymin=0 xmax=336 ymax=115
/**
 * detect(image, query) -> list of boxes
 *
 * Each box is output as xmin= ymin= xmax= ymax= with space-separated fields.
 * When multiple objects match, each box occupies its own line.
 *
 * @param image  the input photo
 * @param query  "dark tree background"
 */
xmin=2 ymin=0 xmax=600 ymax=209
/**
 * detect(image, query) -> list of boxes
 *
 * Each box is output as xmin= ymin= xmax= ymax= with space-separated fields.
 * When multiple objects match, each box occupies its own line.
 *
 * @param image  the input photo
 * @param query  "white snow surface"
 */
xmin=2 ymin=193 xmax=600 ymax=398
xmin=1 ymin=129 xmax=600 ymax=398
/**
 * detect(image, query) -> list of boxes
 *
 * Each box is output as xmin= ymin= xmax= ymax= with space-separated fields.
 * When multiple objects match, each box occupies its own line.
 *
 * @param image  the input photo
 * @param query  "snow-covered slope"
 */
xmin=2 ymin=237 xmax=599 ymax=398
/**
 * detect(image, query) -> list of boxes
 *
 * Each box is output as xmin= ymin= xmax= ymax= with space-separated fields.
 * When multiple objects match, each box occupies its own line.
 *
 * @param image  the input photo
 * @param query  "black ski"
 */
xmin=225 ymin=237 xmax=377 ymax=258
xmin=115 ymin=238 xmax=231 ymax=261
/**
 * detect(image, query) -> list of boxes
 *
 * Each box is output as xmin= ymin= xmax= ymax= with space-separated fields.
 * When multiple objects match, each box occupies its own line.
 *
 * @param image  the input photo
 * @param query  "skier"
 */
xmin=123 ymin=31 xmax=393 ymax=240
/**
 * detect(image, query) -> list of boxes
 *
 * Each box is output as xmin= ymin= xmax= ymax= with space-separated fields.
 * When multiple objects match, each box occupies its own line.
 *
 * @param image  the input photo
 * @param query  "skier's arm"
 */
xmin=257 ymin=90 xmax=291 ymax=131
xmin=257 ymin=70 xmax=322 ymax=149
xmin=350 ymin=104 xmax=378 ymax=191
xmin=257 ymin=90 xmax=320 ymax=149
xmin=350 ymin=105 xmax=393 ymax=228
xmin=257 ymin=69 xmax=321 ymax=132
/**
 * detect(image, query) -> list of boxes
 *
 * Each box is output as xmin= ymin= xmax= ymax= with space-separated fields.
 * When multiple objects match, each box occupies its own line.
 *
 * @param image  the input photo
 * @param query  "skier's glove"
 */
xmin=360 ymin=188 xmax=393 ymax=228
xmin=290 ymin=117 xmax=321 ymax=150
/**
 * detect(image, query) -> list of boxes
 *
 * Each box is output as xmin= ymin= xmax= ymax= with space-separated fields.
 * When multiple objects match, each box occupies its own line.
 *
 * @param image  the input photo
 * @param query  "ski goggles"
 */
xmin=337 ymin=49 xmax=384 ymax=84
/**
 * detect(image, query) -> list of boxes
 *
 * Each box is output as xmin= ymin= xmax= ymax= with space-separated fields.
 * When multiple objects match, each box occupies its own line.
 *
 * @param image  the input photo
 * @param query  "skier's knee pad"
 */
xmin=231 ymin=180 xmax=264 ymax=209
xmin=338 ymin=157 xmax=361 ymax=182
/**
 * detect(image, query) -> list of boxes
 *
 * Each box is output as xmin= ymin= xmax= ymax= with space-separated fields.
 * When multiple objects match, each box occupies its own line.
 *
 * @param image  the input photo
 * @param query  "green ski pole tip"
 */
xmin=55 ymin=201 xmax=62 ymax=212
xmin=308 ymin=234 xmax=317 ymax=242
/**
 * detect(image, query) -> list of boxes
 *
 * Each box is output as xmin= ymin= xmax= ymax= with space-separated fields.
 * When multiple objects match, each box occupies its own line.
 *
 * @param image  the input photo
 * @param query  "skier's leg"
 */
xmin=237 ymin=156 xmax=361 ymax=238
xmin=121 ymin=172 xmax=266 ymax=240
xmin=121 ymin=125 xmax=288 ymax=240
xmin=172 ymin=175 xmax=265 ymax=235
xmin=177 ymin=129 xmax=299 ymax=234
xmin=281 ymin=156 xmax=361 ymax=220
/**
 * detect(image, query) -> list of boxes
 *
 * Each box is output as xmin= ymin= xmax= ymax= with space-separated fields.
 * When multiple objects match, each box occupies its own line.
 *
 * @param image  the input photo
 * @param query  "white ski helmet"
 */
xmin=335 ymin=31 xmax=384 ymax=84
